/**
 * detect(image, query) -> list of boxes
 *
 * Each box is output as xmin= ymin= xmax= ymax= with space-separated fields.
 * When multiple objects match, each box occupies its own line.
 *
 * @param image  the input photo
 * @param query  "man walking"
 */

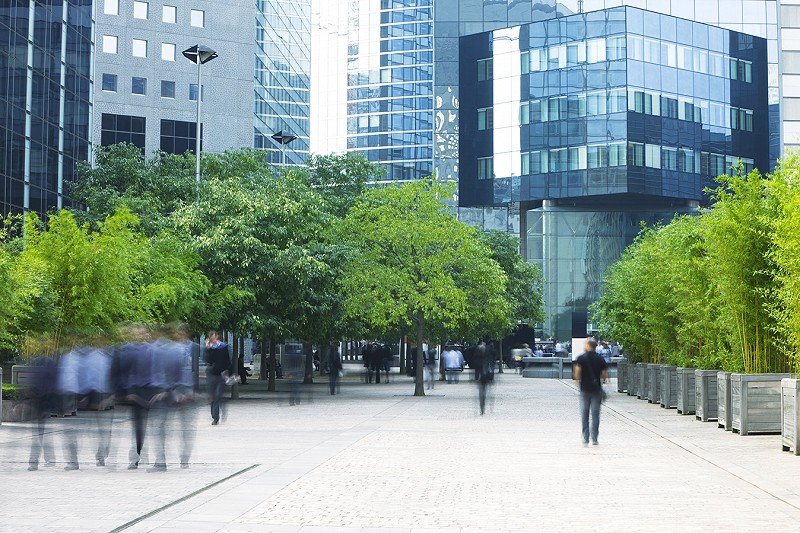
xmin=574 ymin=339 xmax=608 ymax=446
xmin=204 ymin=331 xmax=230 ymax=425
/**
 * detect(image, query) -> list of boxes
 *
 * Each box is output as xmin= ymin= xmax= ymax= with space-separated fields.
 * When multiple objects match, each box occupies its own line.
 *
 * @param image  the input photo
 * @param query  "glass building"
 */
xmin=254 ymin=0 xmax=311 ymax=165
xmin=459 ymin=7 xmax=770 ymax=342
xmin=0 ymin=0 xmax=93 ymax=216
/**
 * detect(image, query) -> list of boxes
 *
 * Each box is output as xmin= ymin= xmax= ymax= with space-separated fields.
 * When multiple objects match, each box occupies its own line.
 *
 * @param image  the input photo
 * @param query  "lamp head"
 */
xmin=271 ymin=131 xmax=298 ymax=145
xmin=182 ymin=44 xmax=218 ymax=65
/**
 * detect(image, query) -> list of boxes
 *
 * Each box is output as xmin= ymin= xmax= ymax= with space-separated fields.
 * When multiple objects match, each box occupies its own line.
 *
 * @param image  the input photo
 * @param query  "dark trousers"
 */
xmin=207 ymin=374 xmax=225 ymax=421
xmin=130 ymin=403 xmax=148 ymax=465
xmin=329 ymin=372 xmax=339 ymax=395
xmin=478 ymin=380 xmax=488 ymax=414
xmin=580 ymin=391 xmax=602 ymax=443
xmin=29 ymin=410 xmax=55 ymax=467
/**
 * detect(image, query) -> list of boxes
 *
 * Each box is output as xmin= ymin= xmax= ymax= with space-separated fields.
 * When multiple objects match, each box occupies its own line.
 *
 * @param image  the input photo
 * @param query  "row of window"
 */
xmin=100 ymin=113 xmax=201 ymax=155
xmin=477 ymin=89 xmax=755 ymax=132
xmin=101 ymin=73 xmax=201 ymax=100
xmin=102 ymin=36 xmax=183 ymax=61
xmin=104 ymin=0 xmax=205 ymax=27
xmin=481 ymin=36 xmax=753 ymax=84
xmin=477 ymin=144 xmax=755 ymax=179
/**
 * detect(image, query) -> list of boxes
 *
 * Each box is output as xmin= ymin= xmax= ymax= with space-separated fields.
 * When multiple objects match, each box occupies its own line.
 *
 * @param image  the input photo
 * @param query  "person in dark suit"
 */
xmin=328 ymin=345 xmax=343 ymax=395
xmin=204 ymin=330 xmax=230 ymax=425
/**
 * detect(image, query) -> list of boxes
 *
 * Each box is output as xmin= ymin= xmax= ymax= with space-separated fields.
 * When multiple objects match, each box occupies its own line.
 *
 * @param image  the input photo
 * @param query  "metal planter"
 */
xmin=617 ymin=360 xmax=628 ymax=393
xmin=660 ymin=365 xmax=678 ymax=408
xmin=695 ymin=369 xmax=719 ymax=422
xmin=647 ymin=364 xmax=663 ymax=404
xmin=637 ymin=363 xmax=648 ymax=400
xmin=731 ymin=373 xmax=791 ymax=435
xmin=781 ymin=378 xmax=800 ymax=455
xmin=717 ymin=371 xmax=733 ymax=430
xmin=677 ymin=367 xmax=697 ymax=415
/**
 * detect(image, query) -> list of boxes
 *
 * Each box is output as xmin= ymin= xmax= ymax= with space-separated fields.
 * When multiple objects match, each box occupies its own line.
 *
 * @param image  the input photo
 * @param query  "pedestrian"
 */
xmin=204 ymin=330 xmax=230 ymax=425
xmin=328 ymin=345 xmax=343 ymax=395
xmin=238 ymin=354 xmax=251 ymax=385
xmin=443 ymin=345 xmax=464 ymax=383
xmin=573 ymin=338 xmax=609 ymax=446
xmin=474 ymin=340 xmax=495 ymax=415
xmin=380 ymin=343 xmax=392 ymax=383
xmin=424 ymin=346 xmax=436 ymax=390
xmin=27 ymin=355 xmax=58 ymax=471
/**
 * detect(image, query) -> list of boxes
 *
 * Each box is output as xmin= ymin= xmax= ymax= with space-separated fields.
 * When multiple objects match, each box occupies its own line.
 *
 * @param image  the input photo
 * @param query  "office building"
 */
xmin=459 ymin=6 xmax=770 ymax=341
xmin=0 ymin=0 xmax=93 ymax=216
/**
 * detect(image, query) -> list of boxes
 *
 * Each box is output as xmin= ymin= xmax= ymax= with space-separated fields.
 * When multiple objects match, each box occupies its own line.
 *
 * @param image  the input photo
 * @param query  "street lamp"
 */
xmin=182 ymin=44 xmax=218 ymax=187
xmin=271 ymin=130 xmax=297 ymax=166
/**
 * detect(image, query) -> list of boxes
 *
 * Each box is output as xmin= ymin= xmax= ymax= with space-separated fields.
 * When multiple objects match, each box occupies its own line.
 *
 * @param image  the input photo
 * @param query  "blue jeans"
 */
xmin=207 ymin=374 xmax=225 ymax=422
xmin=580 ymin=391 xmax=602 ymax=444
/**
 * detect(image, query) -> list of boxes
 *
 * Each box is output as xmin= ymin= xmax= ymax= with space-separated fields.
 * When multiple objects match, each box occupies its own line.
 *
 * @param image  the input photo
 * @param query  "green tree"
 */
xmin=337 ymin=180 xmax=510 ymax=396
xmin=303 ymin=153 xmax=385 ymax=218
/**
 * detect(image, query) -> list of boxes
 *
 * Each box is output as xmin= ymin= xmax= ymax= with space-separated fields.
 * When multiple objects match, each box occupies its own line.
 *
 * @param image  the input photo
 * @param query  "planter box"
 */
xmin=1 ymin=400 xmax=34 ymax=422
xmin=617 ymin=360 xmax=628 ymax=393
xmin=718 ymin=372 xmax=733 ymax=430
xmin=660 ymin=366 xmax=678 ymax=408
xmin=695 ymin=370 xmax=719 ymax=422
xmin=677 ymin=368 xmax=697 ymax=415
xmin=781 ymin=378 xmax=800 ymax=455
xmin=647 ymin=364 xmax=663 ymax=404
xmin=627 ymin=363 xmax=639 ymax=397
xmin=731 ymin=373 xmax=791 ymax=435
xmin=636 ymin=363 xmax=648 ymax=400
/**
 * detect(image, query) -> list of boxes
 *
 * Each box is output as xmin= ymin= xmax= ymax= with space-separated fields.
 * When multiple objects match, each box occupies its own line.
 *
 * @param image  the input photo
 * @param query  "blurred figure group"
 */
xmin=362 ymin=342 xmax=392 ymax=384
xmin=26 ymin=323 xmax=198 ymax=472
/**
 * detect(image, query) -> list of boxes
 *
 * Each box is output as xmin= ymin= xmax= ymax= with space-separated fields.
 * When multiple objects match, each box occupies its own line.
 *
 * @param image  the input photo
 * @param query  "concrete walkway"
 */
xmin=1 ymin=373 xmax=799 ymax=532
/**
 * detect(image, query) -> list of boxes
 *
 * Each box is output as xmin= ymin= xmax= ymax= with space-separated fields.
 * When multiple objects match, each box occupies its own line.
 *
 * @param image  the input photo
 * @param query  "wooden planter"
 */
xmin=677 ymin=368 xmax=696 ymax=415
xmin=647 ymin=364 xmax=663 ymax=404
xmin=731 ymin=373 xmax=791 ymax=435
xmin=781 ymin=378 xmax=800 ymax=455
xmin=717 ymin=372 xmax=733 ymax=430
xmin=695 ymin=370 xmax=719 ymax=422
xmin=660 ymin=366 xmax=678 ymax=408
xmin=627 ymin=363 xmax=639 ymax=397
xmin=617 ymin=360 xmax=628 ymax=393
xmin=636 ymin=363 xmax=648 ymax=400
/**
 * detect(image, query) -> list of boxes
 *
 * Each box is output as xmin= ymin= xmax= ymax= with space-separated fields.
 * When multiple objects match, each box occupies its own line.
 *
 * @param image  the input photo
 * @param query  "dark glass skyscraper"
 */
xmin=0 ymin=0 xmax=93 ymax=216
xmin=459 ymin=7 xmax=770 ymax=341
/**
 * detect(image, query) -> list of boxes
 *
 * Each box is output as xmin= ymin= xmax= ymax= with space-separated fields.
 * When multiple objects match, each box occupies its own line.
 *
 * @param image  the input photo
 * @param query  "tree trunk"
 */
xmin=414 ymin=311 xmax=425 ymax=397
xmin=303 ymin=343 xmax=314 ymax=384
xmin=268 ymin=339 xmax=277 ymax=392
xmin=399 ymin=337 xmax=406 ymax=375
xmin=259 ymin=336 xmax=268 ymax=380
xmin=498 ymin=338 xmax=504 ymax=373
xmin=231 ymin=335 xmax=240 ymax=399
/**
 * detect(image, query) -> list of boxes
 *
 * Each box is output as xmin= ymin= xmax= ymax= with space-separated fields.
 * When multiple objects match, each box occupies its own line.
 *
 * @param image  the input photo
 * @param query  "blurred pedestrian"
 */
xmin=474 ymin=340 xmax=495 ymax=415
xmin=204 ymin=330 xmax=230 ymax=425
xmin=27 ymin=355 xmax=58 ymax=471
xmin=328 ymin=345 xmax=342 ymax=395
xmin=424 ymin=346 xmax=436 ymax=390
xmin=574 ymin=339 xmax=608 ymax=446
xmin=238 ymin=354 xmax=251 ymax=385
xmin=443 ymin=345 xmax=464 ymax=383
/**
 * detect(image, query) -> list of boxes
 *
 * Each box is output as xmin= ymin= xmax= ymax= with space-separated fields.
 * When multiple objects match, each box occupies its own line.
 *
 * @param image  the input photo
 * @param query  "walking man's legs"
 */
xmin=208 ymin=375 xmax=223 ymax=423
xmin=590 ymin=392 xmax=601 ymax=444
xmin=579 ymin=392 xmax=591 ymax=444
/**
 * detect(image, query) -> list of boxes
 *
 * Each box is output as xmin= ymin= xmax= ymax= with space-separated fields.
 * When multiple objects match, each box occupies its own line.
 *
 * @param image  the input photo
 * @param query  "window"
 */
xmin=477 ymin=58 xmax=493 ymax=81
xmin=677 ymin=45 xmax=693 ymax=70
xmin=549 ymin=45 xmax=566 ymax=69
xmin=587 ymin=145 xmax=607 ymax=169
xmin=679 ymin=148 xmax=699 ymax=174
xmin=132 ymin=39 xmax=147 ymax=58
xmin=730 ymin=58 xmax=738 ymax=80
xmin=131 ymin=77 xmax=147 ymax=95
xmin=161 ymin=119 xmax=201 ymax=154
xmin=568 ymin=146 xmax=587 ymax=171
xmin=567 ymin=94 xmax=586 ymax=119
xmin=608 ymin=88 xmax=626 ymax=113
xmin=100 ymin=113 xmax=146 ymax=149
xmin=548 ymin=96 xmax=566 ymax=121
xmin=102 ymin=35 xmax=118 ymax=54
xmin=535 ymin=151 xmax=548 ymax=173
xmin=661 ymin=42 xmax=676 ymax=68
xmin=627 ymin=35 xmax=643 ymax=61
xmin=519 ymin=102 xmax=530 ymax=125
xmin=530 ymin=49 xmax=546 ymax=72
xmin=586 ymin=91 xmax=607 ymax=116
xmin=693 ymin=49 xmax=708 ymax=74
xmin=162 ymin=5 xmax=177 ymax=23
xmin=709 ymin=52 xmax=725 ymax=77
xmin=549 ymin=148 xmax=566 ymax=172
xmin=587 ymin=38 xmax=606 ymax=64
xmin=101 ymin=73 xmax=117 ymax=92
xmin=477 ymin=107 xmax=493 ymax=131
xmin=609 ymin=143 xmax=626 ymax=166
xmin=743 ymin=109 xmax=753 ymax=132
xmin=190 ymin=9 xmax=205 ymax=28
xmin=161 ymin=80 xmax=175 ymax=98
xmin=520 ymin=51 xmax=530 ymax=75
xmin=629 ymin=142 xmax=645 ymax=167
xmin=662 ymin=147 xmax=678 ymax=171
xmin=161 ymin=43 xmax=176 ymax=61
xmin=133 ymin=1 xmax=148 ymax=20
xmin=477 ymin=157 xmax=493 ymax=180
xmin=661 ymin=95 xmax=678 ymax=119
xmin=645 ymin=144 xmax=661 ymax=169
xmin=606 ymin=35 xmax=626 ymax=61
xmin=521 ymin=152 xmax=530 ymax=175
xmin=189 ymin=83 xmax=203 ymax=101
xmin=739 ymin=60 xmax=752 ymax=83
xmin=643 ymin=38 xmax=660 ymax=64
xmin=567 ymin=42 xmax=586 ymax=66
xmin=104 ymin=0 xmax=118 ymax=15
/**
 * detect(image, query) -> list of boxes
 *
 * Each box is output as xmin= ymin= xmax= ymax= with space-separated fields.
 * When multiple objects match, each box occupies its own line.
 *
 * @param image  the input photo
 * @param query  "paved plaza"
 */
xmin=2 ymin=369 xmax=800 ymax=532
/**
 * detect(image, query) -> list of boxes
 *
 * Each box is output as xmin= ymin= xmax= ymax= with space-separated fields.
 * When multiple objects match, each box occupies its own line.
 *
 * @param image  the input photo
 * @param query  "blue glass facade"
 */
xmin=0 ymin=0 xmax=93 ymax=216
xmin=459 ymin=7 xmax=769 ymax=208
xmin=458 ymin=7 xmax=770 ymax=342
xmin=254 ymin=0 xmax=312 ymax=166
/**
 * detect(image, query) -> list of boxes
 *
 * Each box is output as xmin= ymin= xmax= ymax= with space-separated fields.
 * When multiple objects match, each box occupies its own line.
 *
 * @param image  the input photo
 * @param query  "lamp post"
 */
xmin=182 ymin=45 xmax=218 ymax=188
xmin=271 ymin=130 xmax=298 ymax=166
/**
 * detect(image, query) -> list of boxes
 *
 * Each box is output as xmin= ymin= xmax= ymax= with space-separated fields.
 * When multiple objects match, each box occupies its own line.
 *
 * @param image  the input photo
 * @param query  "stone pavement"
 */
xmin=2 ymin=371 xmax=800 ymax=532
